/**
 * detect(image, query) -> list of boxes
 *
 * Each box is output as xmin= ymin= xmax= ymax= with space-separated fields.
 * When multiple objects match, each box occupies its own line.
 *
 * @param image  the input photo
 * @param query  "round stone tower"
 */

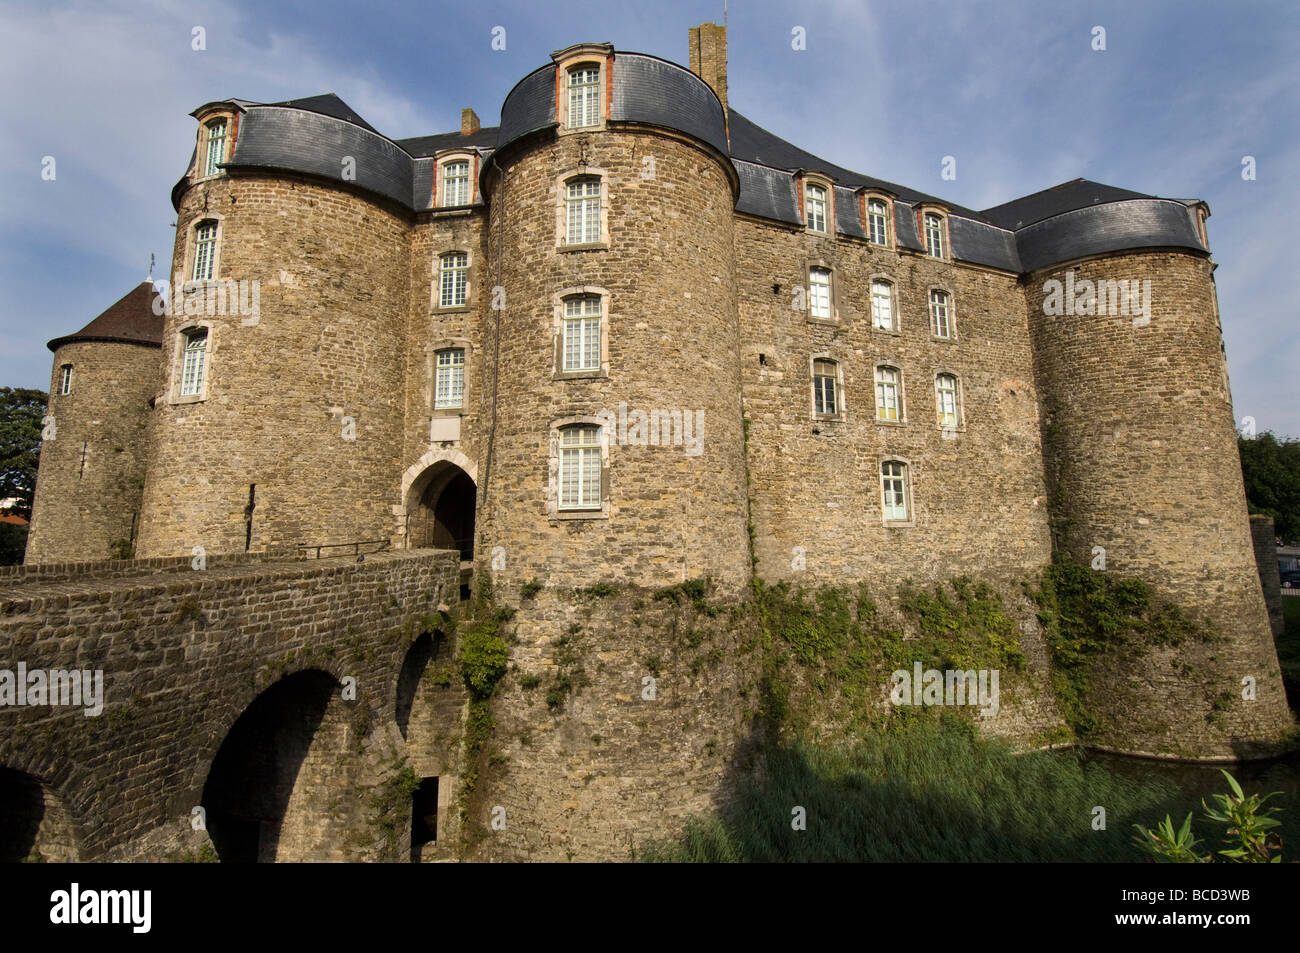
xmin=1025 ymin=206 xmax=1293 ymax=753
xmin=476 ymin=47 xmax=751 ymax=593
xmin=25 ymin=282 xmax=163 ymax=563
xmin=134 ymin=101 xmax=410 ymax=558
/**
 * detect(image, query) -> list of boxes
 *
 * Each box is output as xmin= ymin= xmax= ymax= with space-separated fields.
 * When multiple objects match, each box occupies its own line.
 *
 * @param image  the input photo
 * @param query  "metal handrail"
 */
xmin=296 ymin=538 xmax=391 ymax=560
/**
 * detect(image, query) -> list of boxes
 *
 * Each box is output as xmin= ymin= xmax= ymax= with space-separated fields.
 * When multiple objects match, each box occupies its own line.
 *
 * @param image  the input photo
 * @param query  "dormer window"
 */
xmin=923 ymin=212 xmax=947 ymax=259
xmin=567 ymin=65 xmax=602 ymax=128
xmin=204 ymin=119 xmax=228 ymax=177
xmin=805 ymin=184 xmax=827 ymax=233
xmin=867 ymin=198 xmax=890 ymax=246
xmin=440 ymin=159 xmax=471 ymax=207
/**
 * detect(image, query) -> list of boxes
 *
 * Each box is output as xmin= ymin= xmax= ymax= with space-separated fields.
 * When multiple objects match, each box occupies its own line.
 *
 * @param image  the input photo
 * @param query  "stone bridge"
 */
xmin=0 ymin=548 xmax=463 ymax=862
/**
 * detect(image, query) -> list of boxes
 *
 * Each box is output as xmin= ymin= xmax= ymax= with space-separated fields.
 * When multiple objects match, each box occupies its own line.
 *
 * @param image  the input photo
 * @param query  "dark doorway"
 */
xmin=0 ymin=767 xmax=43 ymax=862
xmin=411 ymin=776 xmax=439 ymax=861
xmin=408 ymin=465 xmax=475 ymax=560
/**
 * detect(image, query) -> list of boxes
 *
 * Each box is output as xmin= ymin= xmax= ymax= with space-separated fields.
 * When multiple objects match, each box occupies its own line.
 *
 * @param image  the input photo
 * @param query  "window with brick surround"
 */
xmin=58 ymin=364 xmax=72 ymax=395
xmin=924 ymin=212 xmax=947 ymax=259
xmin=180 ymin=328 xmax=209 ymax=397
xmin=875 ymin=365 xmax=902 ymax=421
xmin=809 ymin=266 xmax=833 ymax=319
xmin=439 ymin=252 xmax=468 ymax=308
xmin=813 ymin=359 xmax=839 ymax=416
xmin=805 ymin=184 xmax=827 ymax=233
xmin=936 ymin=373 xmax=960 ymax=429
xmin=441 ymin=159 xmax=471 ymax=207
xmin=567 ymin=64 xmax=602 ymax=128
xmin=435 ymin=348 xmax=465 ymax=409
xmin=871 ymin=279 xmax=896 ymax=331
xmin=867 ymin=198 xmax=890 ymax=246
xmin=192 ymin=220 xmax=218 ymax=281
xmin=565 ymin=176 xmax=601 ymax=244
xmin=881 ymin=460 xmax=911 ymax=522
xmin=930 ymin=289 xmax=953 ymax=338
xmin=559 ymin=424 xmax=602 ymax=510
xmin=204 ymin=119 xmax=228 ymax=177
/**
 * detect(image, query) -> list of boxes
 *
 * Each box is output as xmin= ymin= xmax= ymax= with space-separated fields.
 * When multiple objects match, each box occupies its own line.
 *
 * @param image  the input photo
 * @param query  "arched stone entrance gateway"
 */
xmin=400 ymin=453 xmax=477 ymax=561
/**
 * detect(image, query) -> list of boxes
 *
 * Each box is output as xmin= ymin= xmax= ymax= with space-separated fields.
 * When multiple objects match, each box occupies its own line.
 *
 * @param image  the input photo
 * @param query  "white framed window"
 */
xmin=875 ymin=365 xmax=901 ymax=421
xmin=567 ymin=65 xmax=601 ymax=128
xmin=204 ymin=119 xmax=228 ymax=177
xmin=559 ymin=424 xmax=603 ymax=510
xmin=192 ymin=220 xmax=218 ymax=281
xmin=441 ymin=159 xmax=471 ymax=207
xmin=180 ymin=328 xmax=209 ymax=397
xmin=881 ymin=460 xmax=910 ymax=522
xmin=930 ymin=289 xmax=952 ymax=338
xmin=439 ymin=252 xmax=468 ymax=308
xmin=565 ymin=177 xmax=601 ymax=245
xmin=562 ymin=295 xmax=601 ymax=372
xmin=58 ymin=364 xmax=72 ymax=395
xmin=813 ymin=359 xmax=838 ymax=416
xmin=805 ymin=184 xmax=827 ymax=233
xmin=924 ymin=212 xmax=946 ymax=258
xmin=871 ymin=279 xmax=895 ymax=331
xmin=868 ymin=198 xmax=889 ymax=245
xmin=809 ymin=267 xmax=832 ymax=319
xmin=435 ymin=348 xmax=466 ymax=409
xmin=936 ymin=373 xmax=959 ymax=428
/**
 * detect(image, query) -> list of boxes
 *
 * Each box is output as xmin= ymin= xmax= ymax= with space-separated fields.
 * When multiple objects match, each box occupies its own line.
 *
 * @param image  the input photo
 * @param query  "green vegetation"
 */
xmin=459 ymin=607 xmax=513 ymax=700
xmin=1030 ymin=559 xmax=1213 ymax=740
xmin=521 ymin=578 xmax=542 ymax=598
xmin=368 ymin=757 xmax=421 ymax=856
xmin=1134 ymin=770 xmax=1284 ymax=862
xmin=635 ymin=715 xmax=1200 ymax=862
xmin=1238 ymin=431 xmax=1300 ymax=543
xmin=575 ymin=582 xmax=618 ymax=599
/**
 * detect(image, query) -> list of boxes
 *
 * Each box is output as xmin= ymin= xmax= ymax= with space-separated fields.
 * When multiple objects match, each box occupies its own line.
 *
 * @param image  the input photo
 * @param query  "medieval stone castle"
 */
xmin=7 ymin=24 xmax=1292 ymax=861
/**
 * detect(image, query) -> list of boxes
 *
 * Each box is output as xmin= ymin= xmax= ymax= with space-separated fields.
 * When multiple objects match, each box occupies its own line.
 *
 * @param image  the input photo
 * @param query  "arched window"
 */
xmin=435 ymin=348 xmax=465 ymax=409
xmin=813 ymin=359 xmax=839 ymax=416
xmin=871 ymin=279 xmax=895 ymax=331
xmin=439 ymin=252 xmax=468 ymax=308
xmin=567 ymin=64 xmax=602 ymax=128
xmin=204 ymin=119 xmax=228 ymax=177
xmin=936 ymin=374 xmax=959 ymax=428
xmin=562 ymin=295 xmax=601 ymax=372
xmin=805 ymin=184 xmax=827 ymax=233
xmin=565 ymin=177 xmax=601 ymax=245
xmin=808 ymin=266 xmax=832 ymax=319
xmin=930 ymin=289 xmax=953 ymax=338
xmin=881 ymin=460 xmax=910 ymax=522
xmin=867 ymin=198 xmax=889 ymax=245
xmin=875 ymin=365 xmax=901 ymax=421
xmin=924 ymin=212 xmax=946 ymax=258
xmin=58 ymin=364 xmax=72 ymax=395
xmin=180 ymin=328 xmax=209 ymax=397
xmin=192 ymin=220 xmax=218 ymax=281
xmin=558 ymin=424 xmax=602 ymax=510
xmin=441 ymin=159 xmax=471 ymax=207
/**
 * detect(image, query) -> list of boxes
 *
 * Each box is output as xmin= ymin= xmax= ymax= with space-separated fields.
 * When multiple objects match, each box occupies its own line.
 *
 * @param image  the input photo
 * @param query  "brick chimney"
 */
xmin=688 ymin=22 xmax=728 ymax=121
xmin=461 ymin=108 xmax=480 ymax=135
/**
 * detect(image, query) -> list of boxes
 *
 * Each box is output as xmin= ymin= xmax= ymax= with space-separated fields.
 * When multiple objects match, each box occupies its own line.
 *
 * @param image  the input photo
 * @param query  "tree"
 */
xmin=1238 ymin=432 xmax=1300 ymax=544
xmin=0 ymin=387 xmax=47 ymax=519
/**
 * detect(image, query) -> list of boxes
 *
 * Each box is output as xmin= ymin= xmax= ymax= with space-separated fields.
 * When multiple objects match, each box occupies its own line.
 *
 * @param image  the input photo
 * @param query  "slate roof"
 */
xmin=979 ymin=179 xmax=1161 ymax=230
xmin=396 ymin=127 xmax=500 ymax=157
xmin=48 ymin=282 xmax=165 ymax=352
xmin=264 ymin=94 xmax=380 ymax=134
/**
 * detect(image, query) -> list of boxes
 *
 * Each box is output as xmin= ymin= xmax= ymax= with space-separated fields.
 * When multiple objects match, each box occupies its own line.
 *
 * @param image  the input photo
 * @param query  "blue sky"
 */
xmin=1 ymin=0 xmax=1296 ymax=435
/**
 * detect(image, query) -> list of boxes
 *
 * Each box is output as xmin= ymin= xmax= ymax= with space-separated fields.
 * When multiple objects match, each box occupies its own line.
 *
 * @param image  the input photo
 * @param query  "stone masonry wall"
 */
xmin=1027 ymin=250 xmax=1293 ymax=754
xmin=0 ymin=548 xmax=459 ymax=859
xmin=136 ymin=172 xmax=411 ymax=558
xmin=26 ymin=340 xmax=158 ymax=564
xmin=1250 ymin=513 xmax=1285 ymax=639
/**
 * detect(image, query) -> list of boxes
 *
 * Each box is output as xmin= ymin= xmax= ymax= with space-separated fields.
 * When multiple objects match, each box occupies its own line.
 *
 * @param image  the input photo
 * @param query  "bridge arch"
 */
xmin=0 ymin=765 xmax=81 ymax=862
